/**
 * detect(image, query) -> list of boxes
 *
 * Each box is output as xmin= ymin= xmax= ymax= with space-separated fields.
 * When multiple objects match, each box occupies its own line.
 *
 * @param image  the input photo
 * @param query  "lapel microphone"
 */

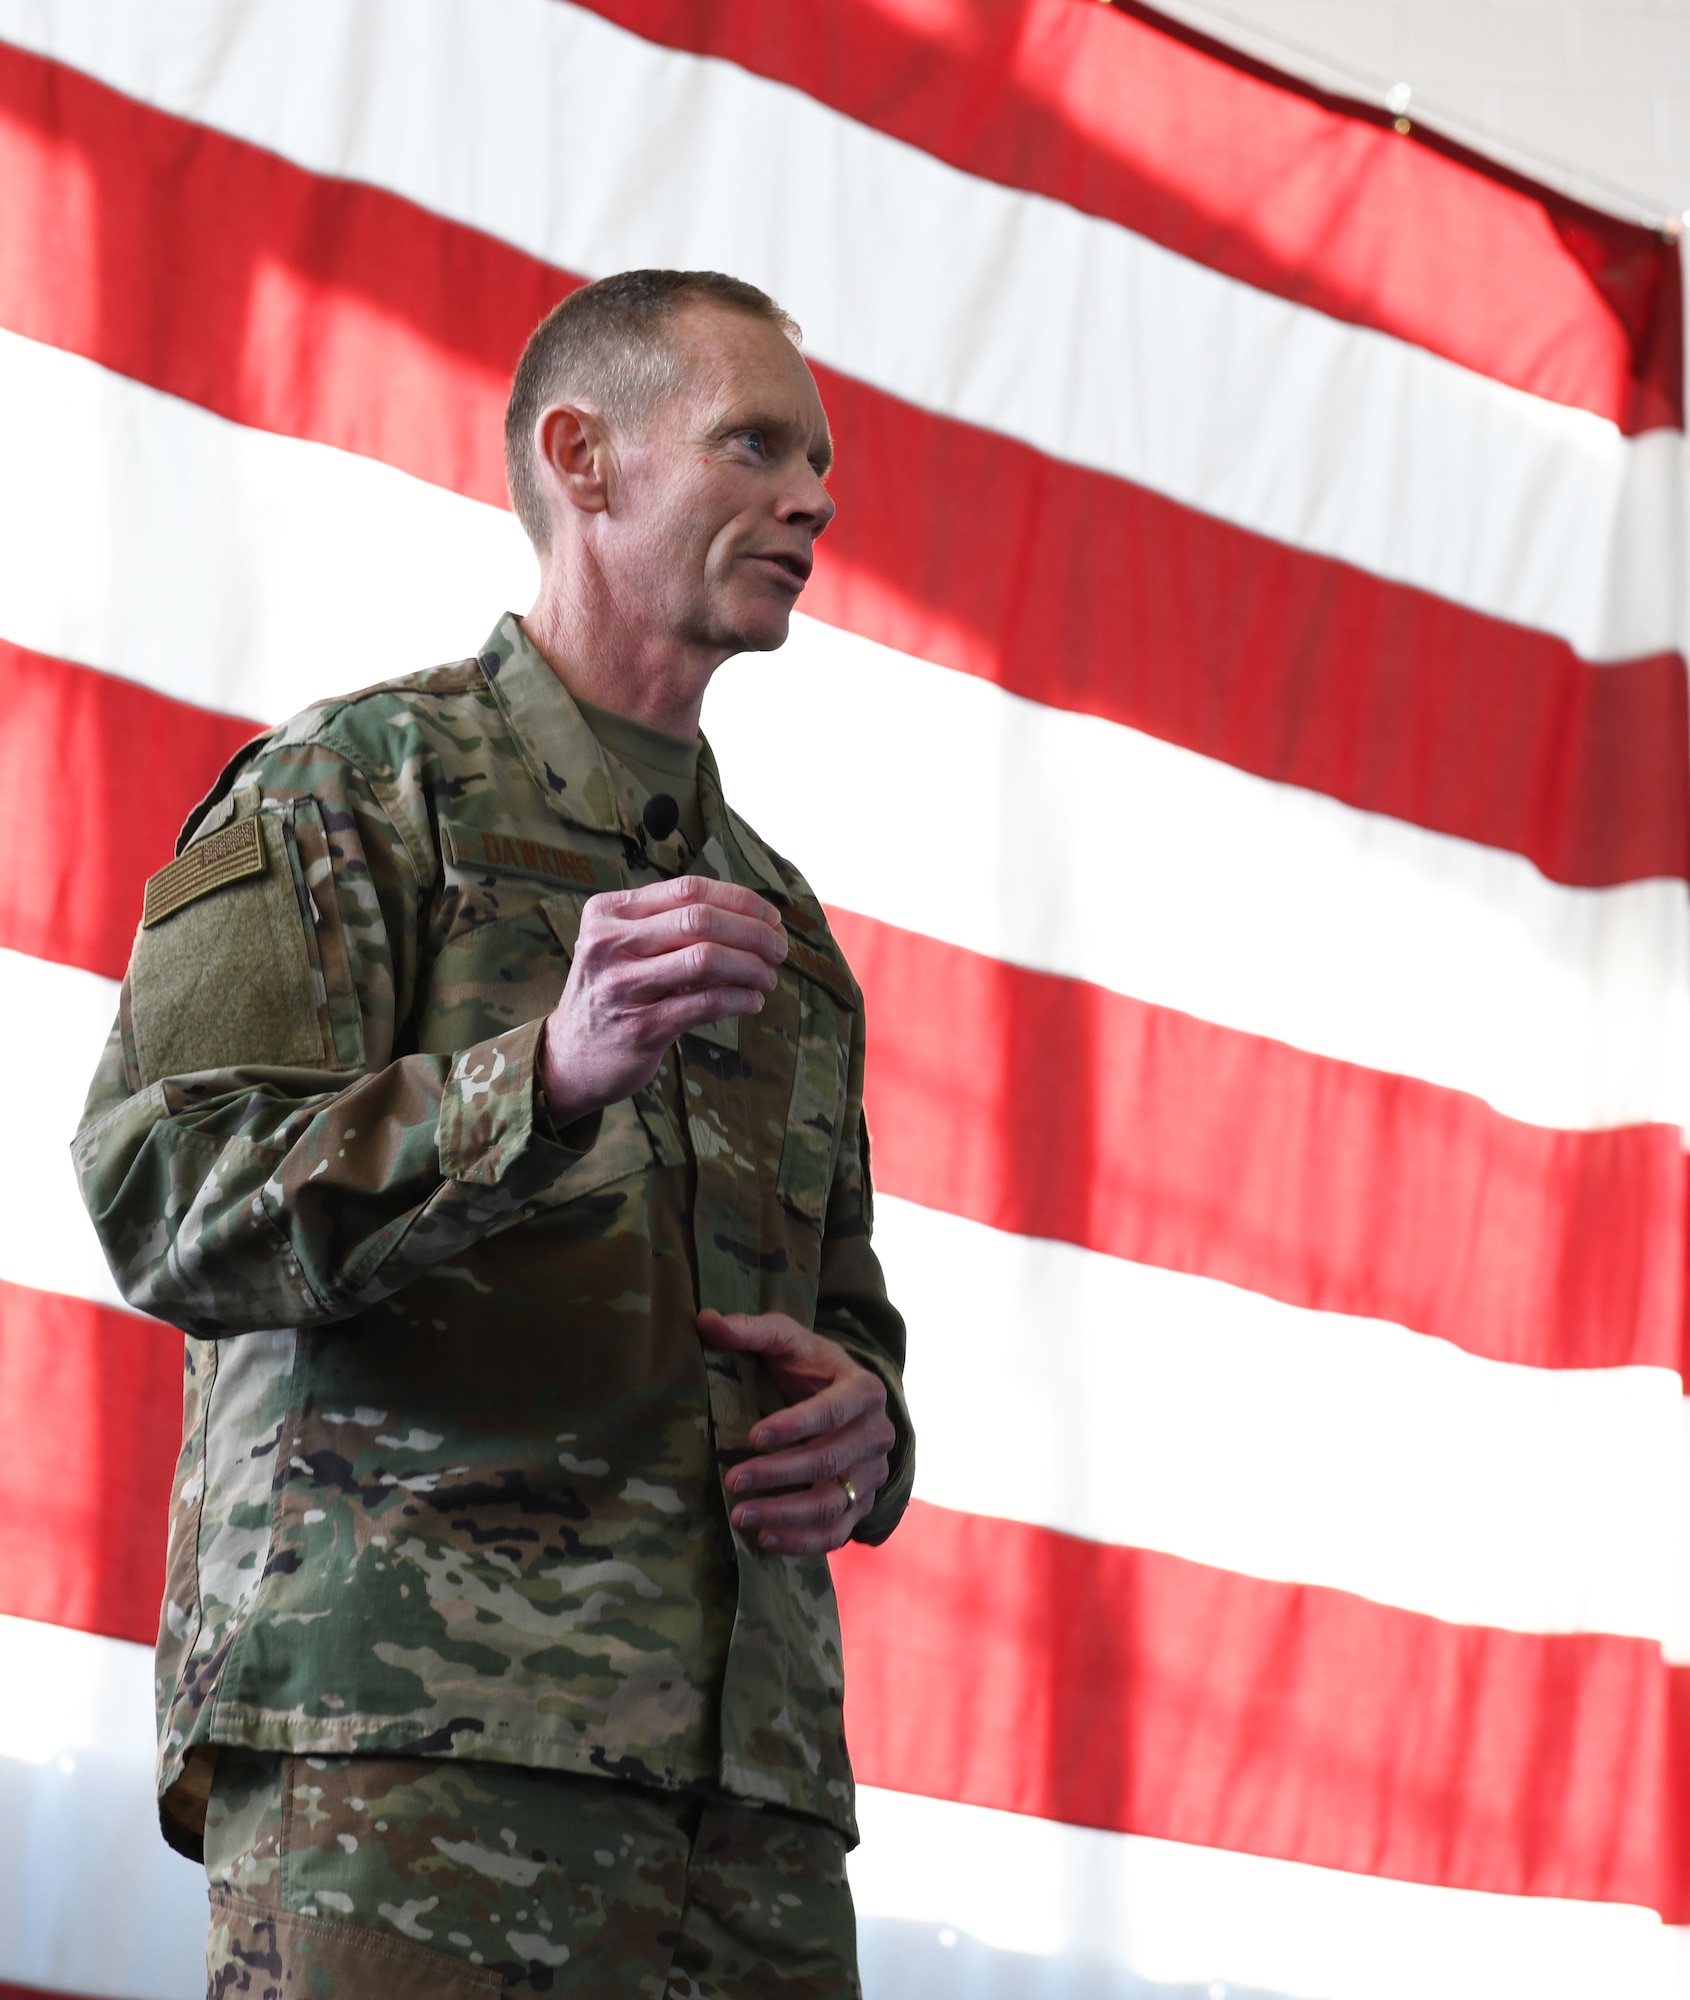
xmin=642 ymin=794 xmax=681 ymax=842
xmin=628 ymin=792 xmax=691 ymax=873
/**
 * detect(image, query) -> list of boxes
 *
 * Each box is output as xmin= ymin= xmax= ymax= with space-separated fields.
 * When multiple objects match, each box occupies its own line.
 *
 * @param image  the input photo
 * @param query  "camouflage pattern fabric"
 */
xmin=205 ymin=1750 xmax=858 ymax=1997
xmin=73 ymin=612 xmax=913 ymax=1861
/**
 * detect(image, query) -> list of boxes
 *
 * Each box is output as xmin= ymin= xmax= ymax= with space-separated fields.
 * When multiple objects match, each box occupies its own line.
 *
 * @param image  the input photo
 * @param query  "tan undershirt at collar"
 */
xmin=573 ymin=693 xmax=706 ymax=855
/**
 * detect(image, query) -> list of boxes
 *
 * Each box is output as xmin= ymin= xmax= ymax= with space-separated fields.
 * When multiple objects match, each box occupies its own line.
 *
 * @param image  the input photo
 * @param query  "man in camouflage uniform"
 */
xmin=74 ymin=270 xmax=912 ymax=1997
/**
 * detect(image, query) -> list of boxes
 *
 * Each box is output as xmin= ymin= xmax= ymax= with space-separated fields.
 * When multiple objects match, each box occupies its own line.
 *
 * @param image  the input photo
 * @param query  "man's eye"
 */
xmin=742 ymin=431 xmax=765 ymax=455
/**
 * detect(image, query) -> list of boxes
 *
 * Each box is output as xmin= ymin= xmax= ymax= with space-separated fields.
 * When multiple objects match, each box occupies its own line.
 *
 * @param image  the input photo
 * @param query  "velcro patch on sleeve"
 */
xmin=129 ymin=815 xmax=330 ymax=1083
xmin=442 ymin=817 xmax=623 ymax=892
xmin=142 ymin=817 xmax=266 ymax=927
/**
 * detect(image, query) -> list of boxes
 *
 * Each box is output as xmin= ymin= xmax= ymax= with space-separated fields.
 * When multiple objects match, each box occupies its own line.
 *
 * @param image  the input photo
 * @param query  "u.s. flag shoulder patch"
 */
xmin=142 ymin=817 xmax=267 ymax=927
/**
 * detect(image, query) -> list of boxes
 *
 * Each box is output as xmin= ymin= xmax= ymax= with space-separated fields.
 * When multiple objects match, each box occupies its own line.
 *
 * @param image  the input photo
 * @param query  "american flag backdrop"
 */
xmin=0 ymin=3 xmax=1687 ymax=1996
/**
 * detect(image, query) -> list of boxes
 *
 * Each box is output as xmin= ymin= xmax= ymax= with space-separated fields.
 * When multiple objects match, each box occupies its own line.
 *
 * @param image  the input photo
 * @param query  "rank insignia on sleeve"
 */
xmin=142 ymin=817 xmax=267 ymax=927
xmin=783 ymin=935 xmax=858 ymax=1011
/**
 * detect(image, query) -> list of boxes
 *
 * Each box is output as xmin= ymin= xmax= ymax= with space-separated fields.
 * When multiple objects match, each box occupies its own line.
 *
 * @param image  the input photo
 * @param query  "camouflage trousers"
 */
xmin=203 ymin=1751 xmax=860 ymax=1998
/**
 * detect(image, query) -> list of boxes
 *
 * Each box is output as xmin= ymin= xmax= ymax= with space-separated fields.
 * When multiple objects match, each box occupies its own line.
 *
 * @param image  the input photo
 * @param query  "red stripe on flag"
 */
xmin=0 ymin=41 xmax=553 ymax=513
xmin=578 ymin=0 xmax=1682 ymax=433
xmin=0 ymin=638 xmax=259 ymax=978
xmin=3 ymin=641 xmax=1678 ymax=1377
xmin=8 ymin=1271 xmax=1687 ymax=1915
xmin=836 ymin=907 xmax=1686 ymax=1376
xmin=834 ymin=1500 xmax=1690 ymax=1916
xmin=0 ymin=43 xmax=1681 ymax=889
xmin=0 ymin=1280 xmax=178 ymax=1649
xmin=811 ymin=372 xmax=1690 ymax=891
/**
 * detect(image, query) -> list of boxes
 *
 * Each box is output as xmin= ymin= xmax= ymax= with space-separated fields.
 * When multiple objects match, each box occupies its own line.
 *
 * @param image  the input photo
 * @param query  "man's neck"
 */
xmin=522 ymin=576 xmax=719 ymax=738
xmin=573 ymin=692 xmax=707 ymax=854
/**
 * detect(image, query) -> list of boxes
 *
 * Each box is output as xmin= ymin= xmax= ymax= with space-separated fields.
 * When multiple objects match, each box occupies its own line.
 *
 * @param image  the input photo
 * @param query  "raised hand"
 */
xmin=540 ymin=876 xmax=786 ymax=1127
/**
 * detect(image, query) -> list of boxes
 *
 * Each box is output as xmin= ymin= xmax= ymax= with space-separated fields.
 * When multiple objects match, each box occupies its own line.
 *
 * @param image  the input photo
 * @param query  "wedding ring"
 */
xmin=841 ymin=1476 xmax=859 ymax=1511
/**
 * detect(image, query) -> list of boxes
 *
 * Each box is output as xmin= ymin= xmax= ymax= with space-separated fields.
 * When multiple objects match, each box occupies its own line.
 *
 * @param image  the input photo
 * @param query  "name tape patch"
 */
xmin=443 ymin=818 xmax=623 ymax=892
xmin=142 ymin=817 xmax=267 ymax=928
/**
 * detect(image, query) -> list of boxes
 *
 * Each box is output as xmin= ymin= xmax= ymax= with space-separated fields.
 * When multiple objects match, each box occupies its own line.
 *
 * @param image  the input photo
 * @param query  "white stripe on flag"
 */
xmin=0 ymin=947 xmax=123 ymax=1310
xmin=0 ymin=0 xmax=1678 ymax=663
xmin=0 ymin=325 xmax=537 ymax=723
xmin=4 ymin=330 xmax=1686 ymax=1134
xmin=850 ymin=1785 xmax=1688 ymax=2000
xmin=7 ymin=935 xmax=1685 ymax=1646
xmin=707 ymin=632 xmax=1690 ymax=1134
xmin=875 ymin=1194 xmax=1683 ymax=1642
xmin=0 ymin=1611 xmax=1682 ymax=2000
xmin=0 ymin=1614 xmax=204 ymax=2000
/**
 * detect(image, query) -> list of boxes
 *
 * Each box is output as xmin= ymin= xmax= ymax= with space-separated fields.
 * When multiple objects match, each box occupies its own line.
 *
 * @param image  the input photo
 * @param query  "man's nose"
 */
xmin=778 ymin=464 xmax=836 ymax=535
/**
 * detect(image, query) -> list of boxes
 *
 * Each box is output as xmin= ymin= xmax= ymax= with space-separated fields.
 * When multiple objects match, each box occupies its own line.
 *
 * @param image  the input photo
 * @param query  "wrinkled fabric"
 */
xmin=205 ymin=1750 xmax=859 ymax=1998
xmin=74 ymin=613 xmax=912 ymax=1859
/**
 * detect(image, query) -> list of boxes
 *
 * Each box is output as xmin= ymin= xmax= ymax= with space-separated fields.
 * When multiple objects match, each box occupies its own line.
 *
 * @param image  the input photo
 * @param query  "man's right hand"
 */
xmin=539 ymin=876 xmax=786 ymax=1128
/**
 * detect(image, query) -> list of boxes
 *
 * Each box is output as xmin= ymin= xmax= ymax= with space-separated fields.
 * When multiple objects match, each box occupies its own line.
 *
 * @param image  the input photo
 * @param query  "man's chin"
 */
xmin=713 ymin=606 xmax=796 ymax=656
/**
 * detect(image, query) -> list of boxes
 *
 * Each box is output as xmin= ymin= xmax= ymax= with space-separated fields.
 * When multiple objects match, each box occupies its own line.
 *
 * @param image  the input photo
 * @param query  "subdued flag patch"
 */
xmin=140 ymin=817 xmax=265 ymax=928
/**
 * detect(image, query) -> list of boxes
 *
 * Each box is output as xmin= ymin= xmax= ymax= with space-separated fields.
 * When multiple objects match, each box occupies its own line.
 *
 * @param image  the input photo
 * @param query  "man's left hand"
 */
xmin=696 ymin=1309 xmax=894 ymax=1553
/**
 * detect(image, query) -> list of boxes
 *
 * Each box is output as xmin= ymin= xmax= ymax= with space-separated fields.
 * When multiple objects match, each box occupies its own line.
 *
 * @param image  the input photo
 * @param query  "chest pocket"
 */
xmin=417 ymin=901 xmax=570 ymax=1054
xmin=775 ymin=974 xmax=850 ymax=1225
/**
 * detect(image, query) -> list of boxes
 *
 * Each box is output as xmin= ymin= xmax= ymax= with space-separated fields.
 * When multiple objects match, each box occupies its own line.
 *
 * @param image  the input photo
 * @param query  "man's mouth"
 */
xmin=750 ymin=551 xmax=812 ymax=587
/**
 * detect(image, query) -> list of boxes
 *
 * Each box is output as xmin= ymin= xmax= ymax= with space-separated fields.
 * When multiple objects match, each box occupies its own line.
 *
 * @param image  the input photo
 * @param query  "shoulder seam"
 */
xmin=315 ymin=658 xmax=488 ymax=712
xmin=248 ymin=733 xmax=428 ymax=894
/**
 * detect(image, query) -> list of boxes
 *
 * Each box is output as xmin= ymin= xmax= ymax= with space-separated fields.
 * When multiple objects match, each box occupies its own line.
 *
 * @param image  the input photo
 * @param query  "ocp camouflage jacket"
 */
xmin=72 ymin=613 xmax=912 ymax=1860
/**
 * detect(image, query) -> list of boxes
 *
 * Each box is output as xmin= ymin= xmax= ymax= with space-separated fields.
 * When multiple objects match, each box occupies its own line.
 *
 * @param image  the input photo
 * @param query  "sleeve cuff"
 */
xmin=437 ymin=1017 xmax=599 ymax=1189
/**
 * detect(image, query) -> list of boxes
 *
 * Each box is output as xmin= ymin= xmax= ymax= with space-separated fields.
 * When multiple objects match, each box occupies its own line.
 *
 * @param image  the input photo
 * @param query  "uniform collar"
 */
xmin=698 ymin=750 xmax=789 ymax=902
xmin=476 ymin=612 xmax=790 ymax=902
xmin=477 ymin=612 xmax=632 ymax=841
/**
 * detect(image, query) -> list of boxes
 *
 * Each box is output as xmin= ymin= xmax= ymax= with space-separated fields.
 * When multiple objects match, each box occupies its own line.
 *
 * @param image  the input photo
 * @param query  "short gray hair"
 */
xmin=504 ymin=269 xmax=801 ymax=547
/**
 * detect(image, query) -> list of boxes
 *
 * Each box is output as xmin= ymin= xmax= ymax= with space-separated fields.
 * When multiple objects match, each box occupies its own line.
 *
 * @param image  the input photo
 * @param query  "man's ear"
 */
xmin=535 ymin=403 xmax=615 ymax=517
